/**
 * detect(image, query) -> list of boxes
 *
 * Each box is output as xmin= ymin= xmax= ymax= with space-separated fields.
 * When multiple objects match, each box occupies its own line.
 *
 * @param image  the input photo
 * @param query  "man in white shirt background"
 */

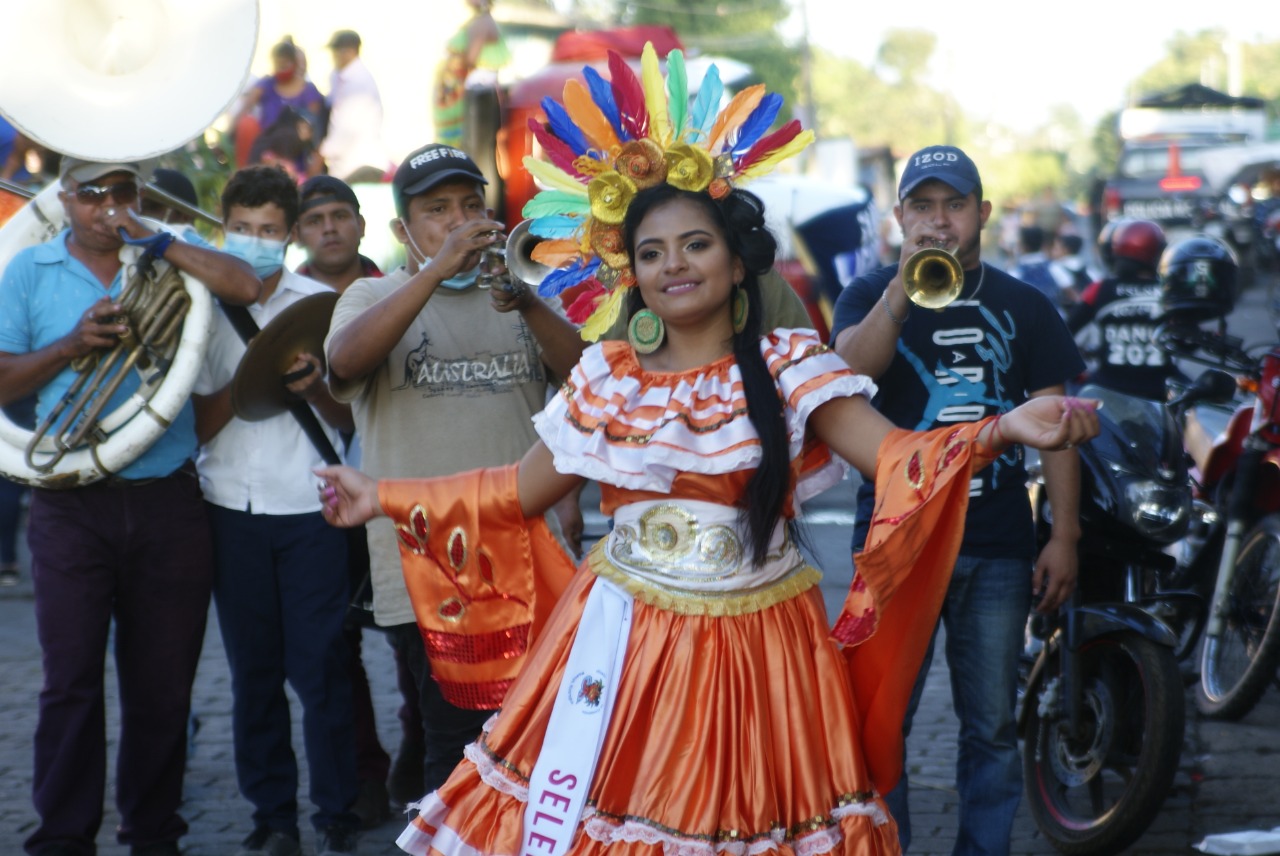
xmin=319 ymin=30 xmax=390 ymax=184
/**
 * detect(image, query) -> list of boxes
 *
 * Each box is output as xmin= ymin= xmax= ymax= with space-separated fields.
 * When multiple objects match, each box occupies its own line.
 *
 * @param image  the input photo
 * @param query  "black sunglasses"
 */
xmin=74 ymin=180 xmax=139 ymax=206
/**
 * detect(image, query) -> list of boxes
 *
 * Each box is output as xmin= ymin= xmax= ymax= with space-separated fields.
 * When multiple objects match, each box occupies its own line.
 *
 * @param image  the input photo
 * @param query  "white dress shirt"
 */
xmin=194 ymin=269 xmax=343 ymax=514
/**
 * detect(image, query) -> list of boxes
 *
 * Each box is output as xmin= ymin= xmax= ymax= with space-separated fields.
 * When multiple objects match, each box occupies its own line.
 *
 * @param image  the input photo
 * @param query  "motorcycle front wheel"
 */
xmin=1198 ymin=513 xmax=1280 ymax=720
xmin=1023 ymin=631 xmax=1184 ymax=856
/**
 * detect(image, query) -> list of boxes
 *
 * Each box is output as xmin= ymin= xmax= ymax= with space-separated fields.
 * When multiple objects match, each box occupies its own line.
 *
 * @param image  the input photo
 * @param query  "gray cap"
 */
xmin=60 ymin=157 xmax=145 ymax=186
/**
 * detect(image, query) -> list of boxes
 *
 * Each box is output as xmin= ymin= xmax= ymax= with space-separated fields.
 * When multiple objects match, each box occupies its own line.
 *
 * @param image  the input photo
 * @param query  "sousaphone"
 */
xmin=0 ymin=0 xmax=259 ymax=487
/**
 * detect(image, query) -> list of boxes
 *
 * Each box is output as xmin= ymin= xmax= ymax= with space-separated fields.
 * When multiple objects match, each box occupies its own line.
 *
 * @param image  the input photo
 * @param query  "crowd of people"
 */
xmin=231 ymin=30 xmax=391 ymax=186
xmin=18 ymin=26 xmax=1235 ymax=856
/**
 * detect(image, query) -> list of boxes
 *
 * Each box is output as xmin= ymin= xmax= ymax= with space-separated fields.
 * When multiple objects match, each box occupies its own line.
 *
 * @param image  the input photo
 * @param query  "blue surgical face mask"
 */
xmin=400 ymin=219 xmax=478 ymax=290
xmin=437 ymin=265 xmax=480 ymax=290
xmin=223 ymin=232 xmax=287 ymax=278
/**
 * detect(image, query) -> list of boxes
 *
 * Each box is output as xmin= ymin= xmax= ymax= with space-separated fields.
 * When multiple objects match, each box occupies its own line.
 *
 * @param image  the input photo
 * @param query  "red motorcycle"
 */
xmin=1176 ymin=337 xmax=1280 ymax=719
xmin=1153 ymin=235 xmax=1280 ymax=720
xmin=1160 ymin=324 xmax=1280 ymax=719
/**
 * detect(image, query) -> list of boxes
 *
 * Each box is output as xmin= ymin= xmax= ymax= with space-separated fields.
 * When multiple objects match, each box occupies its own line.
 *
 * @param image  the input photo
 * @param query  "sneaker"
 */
xmin=351 ymin=777 xmax=392 ymax=829
xmin=0 ymin=564 xmax=18 ymax=587
xmin=235 ymin=828 xmax=301 ymax=856
xmin=318 ymin=826 xmax=359 ymax=855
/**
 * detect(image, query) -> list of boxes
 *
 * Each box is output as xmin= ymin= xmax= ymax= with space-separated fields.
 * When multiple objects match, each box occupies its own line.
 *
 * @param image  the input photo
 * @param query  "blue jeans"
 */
xmin=883 ymin=554 xmax=1032 ymax=856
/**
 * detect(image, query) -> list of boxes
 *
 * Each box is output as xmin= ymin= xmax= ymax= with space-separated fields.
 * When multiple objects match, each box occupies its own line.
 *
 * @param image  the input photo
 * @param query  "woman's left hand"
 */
xmin=314 ymin=465 xmax=383 ymax=527
xmin=999 ymin=395 xmax=1100 ymax=452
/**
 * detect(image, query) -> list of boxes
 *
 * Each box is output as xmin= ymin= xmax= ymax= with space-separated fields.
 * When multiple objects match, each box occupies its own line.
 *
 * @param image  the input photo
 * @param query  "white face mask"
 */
xmin=401 ymin=219 xmax=478 ymax=290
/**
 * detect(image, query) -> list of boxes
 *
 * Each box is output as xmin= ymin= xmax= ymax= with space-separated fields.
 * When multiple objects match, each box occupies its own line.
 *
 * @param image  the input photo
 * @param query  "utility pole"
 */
xmin=797 ymin=0 xmax=817 ymax=143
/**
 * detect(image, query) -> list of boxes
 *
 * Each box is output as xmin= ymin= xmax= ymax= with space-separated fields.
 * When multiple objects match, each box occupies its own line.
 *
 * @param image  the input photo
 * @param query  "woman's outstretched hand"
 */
xmin=998 ymin=396 xmax=1100 ymax=452
xmin=314 ymin=465 xmax=384 ymax=528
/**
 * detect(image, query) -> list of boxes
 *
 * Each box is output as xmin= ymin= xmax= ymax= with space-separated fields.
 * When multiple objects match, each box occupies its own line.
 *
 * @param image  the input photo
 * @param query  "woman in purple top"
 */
xmin=233 ymin=38 xmax=324 ymax=178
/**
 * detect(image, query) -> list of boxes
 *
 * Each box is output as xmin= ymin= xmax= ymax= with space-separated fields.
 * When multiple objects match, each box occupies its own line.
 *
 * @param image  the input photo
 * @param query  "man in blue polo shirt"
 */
xmin=0 ymin=156 xmax=258 ymax=856
xmin=831 ymin=145 xmax=1084 ymax=856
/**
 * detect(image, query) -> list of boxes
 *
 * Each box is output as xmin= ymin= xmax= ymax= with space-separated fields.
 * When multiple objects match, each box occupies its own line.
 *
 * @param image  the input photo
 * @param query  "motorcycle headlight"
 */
xmin=1123 ymin=480 xmax=1192 ymax=542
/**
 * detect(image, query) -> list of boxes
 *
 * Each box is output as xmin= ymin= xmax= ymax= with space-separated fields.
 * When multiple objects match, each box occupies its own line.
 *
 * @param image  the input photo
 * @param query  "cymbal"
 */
xmin=230 ymin=291 xmax=339 ymax=422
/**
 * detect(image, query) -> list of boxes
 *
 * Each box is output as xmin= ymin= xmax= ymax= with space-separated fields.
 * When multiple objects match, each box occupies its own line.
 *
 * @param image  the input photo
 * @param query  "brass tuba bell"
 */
xmin=0 ymin=0 xmax=258 ymax=487
xmin=902 ymin=243 xmax=964 ymax=310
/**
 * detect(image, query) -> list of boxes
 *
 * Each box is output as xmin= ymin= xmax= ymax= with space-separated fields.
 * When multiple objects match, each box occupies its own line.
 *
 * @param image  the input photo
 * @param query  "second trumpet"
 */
xmin=902 ymin=245 xmax=964 ymax=310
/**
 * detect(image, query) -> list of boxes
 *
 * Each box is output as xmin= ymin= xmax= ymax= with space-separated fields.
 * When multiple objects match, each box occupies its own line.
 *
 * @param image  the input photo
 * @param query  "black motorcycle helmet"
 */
xmin=1158 ymin=236 xmax=1238 ymax=322
xmin=1111 ymin=219 xmax=1166 ymax=270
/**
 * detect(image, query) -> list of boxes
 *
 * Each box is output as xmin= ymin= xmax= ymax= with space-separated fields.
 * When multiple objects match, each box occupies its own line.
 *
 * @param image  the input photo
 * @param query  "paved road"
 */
xmin=0 ymin=279 xmax=1277 ymax=855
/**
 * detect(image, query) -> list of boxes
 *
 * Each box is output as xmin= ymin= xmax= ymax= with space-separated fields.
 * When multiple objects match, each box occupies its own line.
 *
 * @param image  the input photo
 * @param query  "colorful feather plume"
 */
xmin=665 ymin=50 xmax=688 ymax=142
xmin=522 ymin=190 xmax=590 ymax=219
xmin=523 ymin=158 xmax=589 ymax=196
xmin=527 ymin=119 xmax=583 ymax=177
xmin=706 ymin=84 xmax=765 ymax=154
xmin=729 ymin=93 xmax=783 ymax=155
xmin=537 ymin=257 xmax=600 ymax=299
xmin=583 ymin=66 xmax=627 ymax=142
xmin=640 ymin=43 xmax=671 ymax=146
xmin=541 ymin=97 xmax=589 ymax=157
xmin=520 ymin=41 xmax=813 ymax=342
xmin=563 ymin=79 xmax=622 ymax=153
xmin=687 ymin=64 xmax=722 ymax=144
xmin=607 ymin=51 xmax=649 ymax=140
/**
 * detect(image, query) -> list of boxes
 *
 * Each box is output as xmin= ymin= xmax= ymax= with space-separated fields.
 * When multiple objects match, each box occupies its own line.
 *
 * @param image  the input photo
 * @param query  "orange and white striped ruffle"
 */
xmin=534 ymin=328 xmax=876 ymax=503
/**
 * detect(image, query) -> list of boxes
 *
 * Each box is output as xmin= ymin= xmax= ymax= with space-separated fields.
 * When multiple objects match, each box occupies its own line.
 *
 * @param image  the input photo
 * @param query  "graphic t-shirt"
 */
xmin=831 ymin=262 xmax=1084 ymax=558
xmin=1068 ymin=277 xmax=1171 ymax=400
xmin=326 ymin=267 xmax=547 ymax=626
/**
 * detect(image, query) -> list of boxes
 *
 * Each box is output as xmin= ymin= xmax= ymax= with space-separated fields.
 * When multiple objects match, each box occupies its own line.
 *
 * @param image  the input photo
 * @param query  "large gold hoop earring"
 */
xmin=731 ymin=286 xmax=748 ymax=335
xmin=628 ymin=308 xmax=665 ymax=354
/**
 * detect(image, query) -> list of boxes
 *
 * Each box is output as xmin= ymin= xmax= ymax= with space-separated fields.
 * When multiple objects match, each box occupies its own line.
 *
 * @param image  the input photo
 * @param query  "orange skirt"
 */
xmin=399 ymin=564 xmax=902 ymax=856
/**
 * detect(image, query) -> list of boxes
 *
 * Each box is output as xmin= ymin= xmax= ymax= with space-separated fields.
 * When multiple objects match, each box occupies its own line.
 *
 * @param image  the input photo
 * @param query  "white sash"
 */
xmin=521 ymin=578 xmax=633 ymax=856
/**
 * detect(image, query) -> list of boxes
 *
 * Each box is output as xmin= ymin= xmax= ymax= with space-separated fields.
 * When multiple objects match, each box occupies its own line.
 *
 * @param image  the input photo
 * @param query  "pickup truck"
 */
xmin=1100 ymin=137 xmax=1233 ymax=230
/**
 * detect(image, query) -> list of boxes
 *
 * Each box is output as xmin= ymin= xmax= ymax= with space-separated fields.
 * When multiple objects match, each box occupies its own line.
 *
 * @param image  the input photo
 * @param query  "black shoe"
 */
xmin=318 ymin=826 xmax=359 ymax=855
xmin=130 ymin=843 xmax=181 ymax=856
xmin=234 ymin=828 xmax=301 ymax=856
xmin=0 ymin=564 xmax=18 ymax=587
xmin=35 ymin=847 xmax=82 ymax=856
xmin=351 ymin=777 xmax=393 ymax=829
xmin=387 ymin=742 xmax=426 ymax=807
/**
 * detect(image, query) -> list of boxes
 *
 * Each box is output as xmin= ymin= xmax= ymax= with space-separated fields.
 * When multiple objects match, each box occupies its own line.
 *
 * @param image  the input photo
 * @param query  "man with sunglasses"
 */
xmin=0 ymin=156 xmax=259 ymax=856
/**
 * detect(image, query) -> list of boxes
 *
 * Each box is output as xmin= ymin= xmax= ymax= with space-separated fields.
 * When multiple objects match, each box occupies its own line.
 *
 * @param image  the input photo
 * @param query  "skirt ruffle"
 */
xmin=397 ymin=566 xmax=902 ymax=856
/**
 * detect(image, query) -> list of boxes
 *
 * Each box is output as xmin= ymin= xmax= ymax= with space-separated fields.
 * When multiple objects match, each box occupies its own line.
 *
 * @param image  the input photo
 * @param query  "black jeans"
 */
xmin=386 ymin=622 xmax=494 ymax=795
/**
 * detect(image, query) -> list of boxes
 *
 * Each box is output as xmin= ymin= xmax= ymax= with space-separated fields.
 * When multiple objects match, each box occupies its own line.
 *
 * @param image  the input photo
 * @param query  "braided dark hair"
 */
xmin=622 ymin=184 xmax=789 ymax=566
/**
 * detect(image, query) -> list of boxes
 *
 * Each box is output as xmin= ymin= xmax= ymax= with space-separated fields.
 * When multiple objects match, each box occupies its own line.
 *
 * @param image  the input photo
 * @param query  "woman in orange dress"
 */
xmin=317 ymin=179 xmax=1098 ymax=856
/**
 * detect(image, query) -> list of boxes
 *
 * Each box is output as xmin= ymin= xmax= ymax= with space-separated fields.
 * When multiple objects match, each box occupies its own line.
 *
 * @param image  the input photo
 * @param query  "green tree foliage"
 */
xmin=620 ymin=0 xmax=801 ymax=115
xmin=810 ymin=36 xmax=962 ymax=153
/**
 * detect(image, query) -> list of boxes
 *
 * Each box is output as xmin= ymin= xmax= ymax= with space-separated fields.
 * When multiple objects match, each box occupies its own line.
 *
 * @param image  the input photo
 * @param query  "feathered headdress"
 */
xmin=520 ymin=42 xmax=814 ymax=340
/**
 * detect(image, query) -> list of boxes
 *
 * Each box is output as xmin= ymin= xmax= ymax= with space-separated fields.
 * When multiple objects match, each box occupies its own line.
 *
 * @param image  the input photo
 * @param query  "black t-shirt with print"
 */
xmin=831 ymin=262 xmax=1085 ymax=558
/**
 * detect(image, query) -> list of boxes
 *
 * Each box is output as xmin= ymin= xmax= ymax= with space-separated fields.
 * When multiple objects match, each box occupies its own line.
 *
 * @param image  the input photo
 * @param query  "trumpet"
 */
xmin=475 ymin=221 xmax=554 ymax=292
xmin=902 ymin=240 xmax=964 ymax=310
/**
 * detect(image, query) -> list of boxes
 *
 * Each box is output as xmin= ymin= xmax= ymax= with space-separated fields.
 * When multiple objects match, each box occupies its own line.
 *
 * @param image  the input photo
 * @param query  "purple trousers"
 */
xmin=23 ymin=468 xmax=213 ymax=855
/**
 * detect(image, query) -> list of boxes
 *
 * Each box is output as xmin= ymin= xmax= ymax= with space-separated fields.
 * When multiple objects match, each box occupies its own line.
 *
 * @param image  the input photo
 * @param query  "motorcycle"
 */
xmin=1160 ymin=326 xmax=1280 ymax=720
xmin=1019 ymin=369 xmax=1235 ymax=855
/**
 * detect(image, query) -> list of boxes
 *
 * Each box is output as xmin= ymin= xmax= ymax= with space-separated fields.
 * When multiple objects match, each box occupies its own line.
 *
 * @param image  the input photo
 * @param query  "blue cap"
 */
xmin=898 ymin=145 xmax=982 ymax=200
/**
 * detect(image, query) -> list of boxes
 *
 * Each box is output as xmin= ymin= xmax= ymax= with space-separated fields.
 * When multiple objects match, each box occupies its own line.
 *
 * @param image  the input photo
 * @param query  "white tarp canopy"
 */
xmin=1199 ymin=142 xmax=1280 ymax=191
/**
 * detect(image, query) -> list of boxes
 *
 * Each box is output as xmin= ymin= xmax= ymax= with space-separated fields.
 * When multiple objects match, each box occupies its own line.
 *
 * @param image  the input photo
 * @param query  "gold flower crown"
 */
xmin=521 ymin=42 xmax=813 ymax=339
